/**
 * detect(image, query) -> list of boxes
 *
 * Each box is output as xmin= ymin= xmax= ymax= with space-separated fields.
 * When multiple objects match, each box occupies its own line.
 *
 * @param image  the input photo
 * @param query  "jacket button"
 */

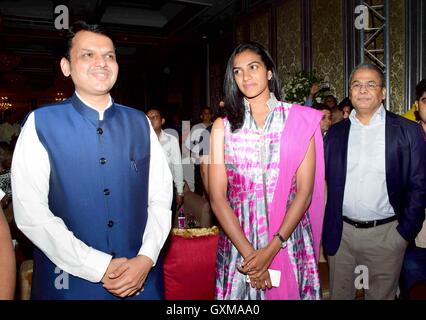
xmin=108 ymin=220 xmax=114 ymax=228
xmin=100 ymin=157 xmax=107 ymax=164
xmin=97 ymin=128 xmax=103 ymax=135
xmin=103 ymin=189 xmax=110 ymax=196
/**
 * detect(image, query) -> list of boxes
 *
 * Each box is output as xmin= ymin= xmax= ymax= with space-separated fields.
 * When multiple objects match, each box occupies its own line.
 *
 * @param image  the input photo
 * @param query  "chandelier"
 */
xmin=0 ymin=96 xmax=12 ymax=111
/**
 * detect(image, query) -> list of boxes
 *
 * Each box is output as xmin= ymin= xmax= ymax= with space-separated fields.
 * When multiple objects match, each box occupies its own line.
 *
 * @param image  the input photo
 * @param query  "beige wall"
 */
xmin=311 ymin=0 xmax=345 ymax=103
xmin=276 ymin=0 xmax=301 ymax=86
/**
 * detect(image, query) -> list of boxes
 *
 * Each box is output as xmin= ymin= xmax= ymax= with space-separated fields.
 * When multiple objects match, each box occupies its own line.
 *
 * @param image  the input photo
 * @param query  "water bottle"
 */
xmin=177 ymin=206 xmax=186 ymax=229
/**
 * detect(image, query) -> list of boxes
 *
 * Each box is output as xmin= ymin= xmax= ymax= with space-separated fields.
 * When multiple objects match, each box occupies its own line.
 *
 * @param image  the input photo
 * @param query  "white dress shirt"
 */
xmin=343 ymin=105 xmax=395 ymax=221
xmin=159 ymin=129 xmax=184 ymax=194
xmin=11 ymin=97 xmax=172 ymax=283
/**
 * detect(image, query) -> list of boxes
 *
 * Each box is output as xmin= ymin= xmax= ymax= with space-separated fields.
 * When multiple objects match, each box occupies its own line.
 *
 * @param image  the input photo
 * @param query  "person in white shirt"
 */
xmin=147 ymin=108 xmax=184 ymax=212
xmin=0 ymin=110 xmax=21 ymax=144
xmin=11 ymin=21 xmax=172 ymax=300
xmin=0 ymin=188 xmax=15 ymax=300
xmin=323 ymin=63 xmax=426 ymax=300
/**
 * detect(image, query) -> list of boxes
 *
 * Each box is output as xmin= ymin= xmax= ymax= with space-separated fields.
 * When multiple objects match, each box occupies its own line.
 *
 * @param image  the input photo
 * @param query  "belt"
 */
xmin=343 ymin=216 xmax=397 ymax=229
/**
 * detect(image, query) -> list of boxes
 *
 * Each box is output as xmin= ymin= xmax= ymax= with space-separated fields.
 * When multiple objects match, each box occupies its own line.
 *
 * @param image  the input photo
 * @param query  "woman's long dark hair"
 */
xmin=223 ymin=42 xmax=281 ymax=132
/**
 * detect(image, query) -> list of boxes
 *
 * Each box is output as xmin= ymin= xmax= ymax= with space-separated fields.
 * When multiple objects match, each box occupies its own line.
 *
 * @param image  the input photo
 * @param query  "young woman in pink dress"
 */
xmin=209 ymin=42 xmax=325 ymax=300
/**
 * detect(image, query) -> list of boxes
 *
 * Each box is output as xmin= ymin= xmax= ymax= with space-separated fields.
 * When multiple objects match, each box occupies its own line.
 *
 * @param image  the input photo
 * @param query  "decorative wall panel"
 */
xmin=276 ymin=0 xmax=302 ymax=88
xmin=389 ymin=0 xmax=405 ymax=114
xmin=249 ymin=11 xmax=269 ymax=49
xmin=311 ymin=0 xmax=344 ymax=102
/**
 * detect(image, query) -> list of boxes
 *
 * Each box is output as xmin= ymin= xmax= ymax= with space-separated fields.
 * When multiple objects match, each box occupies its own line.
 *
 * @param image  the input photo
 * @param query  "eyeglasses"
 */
xmin=350 ymin=82 xmax=382 ymax=91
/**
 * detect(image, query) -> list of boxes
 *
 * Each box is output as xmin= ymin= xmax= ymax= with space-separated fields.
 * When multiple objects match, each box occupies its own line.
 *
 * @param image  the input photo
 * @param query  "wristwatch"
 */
xmin=274 ymin=232 xmax=288 ymax=249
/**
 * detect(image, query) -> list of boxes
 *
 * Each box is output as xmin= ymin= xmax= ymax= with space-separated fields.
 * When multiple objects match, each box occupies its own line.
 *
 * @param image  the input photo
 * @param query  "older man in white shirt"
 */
xmin=323 ymin=63 xmax=426 ymax=300
xmin=147 ymin=108 xmax=184 ymax=212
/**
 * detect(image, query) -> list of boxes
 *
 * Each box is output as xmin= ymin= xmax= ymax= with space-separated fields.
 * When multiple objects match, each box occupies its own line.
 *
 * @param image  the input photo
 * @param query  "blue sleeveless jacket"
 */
xmin=30 ymin=94 xmax=163 ymax=299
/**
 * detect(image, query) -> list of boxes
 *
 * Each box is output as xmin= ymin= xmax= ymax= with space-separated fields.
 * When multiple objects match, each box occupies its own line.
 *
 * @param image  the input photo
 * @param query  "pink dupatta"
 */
xmin=266 ymin=105 xmax=325 ymax=300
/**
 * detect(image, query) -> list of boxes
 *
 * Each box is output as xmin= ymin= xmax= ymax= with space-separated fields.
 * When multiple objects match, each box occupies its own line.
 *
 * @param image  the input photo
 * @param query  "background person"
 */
xmin=0 ymin=191 xmax=15 ymax=300
xmin=147 ymin=108 xmax=184 ymax=216
xmin=399 ymin=79 xmax=426 ymax=299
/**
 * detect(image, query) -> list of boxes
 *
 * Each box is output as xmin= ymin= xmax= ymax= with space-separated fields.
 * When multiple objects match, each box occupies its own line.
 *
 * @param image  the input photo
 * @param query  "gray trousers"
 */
xmin=328 ymin=220 xmax=407 ymax=300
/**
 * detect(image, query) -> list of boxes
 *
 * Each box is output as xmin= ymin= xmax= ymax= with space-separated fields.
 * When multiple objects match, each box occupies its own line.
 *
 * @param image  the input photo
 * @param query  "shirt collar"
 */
xmin=244 ymin=93 xmax=279 ymax=114
xmin=74 ymin=91 xmax=113 ymax=121
xmin=159 ymin=130 xmax=167 ymax=142
xmin=349 ymin=104 xmax=385 ymax=126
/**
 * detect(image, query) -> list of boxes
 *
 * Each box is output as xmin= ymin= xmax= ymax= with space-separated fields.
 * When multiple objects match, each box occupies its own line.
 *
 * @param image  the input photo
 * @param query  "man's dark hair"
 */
xmin=147 ymin=108 xmax=164 ymax=119
xmin=415 ymin=79 xmax=426 ymax=101
xmin=349 ymin=63 xmax=385 ymax=88
xmin=313 ymin=103 xmax=330 ymax=112
xmin=63 ymin=21 xmax=114 ymax=60
xmin=200 ymin=107 xmax=212 ymax=115
xmin=338 ymin=97 xmax=353 ymax=111
xmin=323 ymin=95 xmax=337 ymax=105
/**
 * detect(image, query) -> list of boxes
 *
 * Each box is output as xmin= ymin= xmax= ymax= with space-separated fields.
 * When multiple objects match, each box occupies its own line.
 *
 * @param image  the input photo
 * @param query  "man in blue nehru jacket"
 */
xmin=11 ymin=21 xmax=173 ymax=299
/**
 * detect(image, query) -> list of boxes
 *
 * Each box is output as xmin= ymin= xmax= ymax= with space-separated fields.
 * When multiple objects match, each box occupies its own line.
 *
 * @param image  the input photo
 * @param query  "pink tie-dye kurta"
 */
xmin=215 ymin=96 xmax=321 ymax=300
